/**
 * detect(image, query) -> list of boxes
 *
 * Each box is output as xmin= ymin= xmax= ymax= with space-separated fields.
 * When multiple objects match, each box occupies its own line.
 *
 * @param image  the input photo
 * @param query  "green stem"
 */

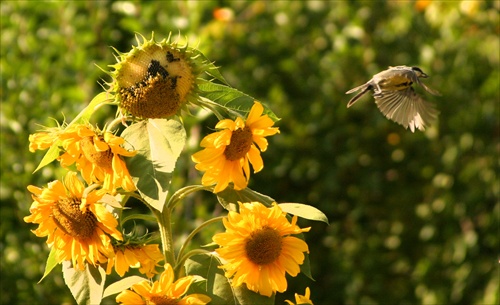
xmin=153 ymin=208 xmax=176 ymax=268
xmin=175 ymin=249 xmax=212 ymax=277
xmin=106 ymin=116 xmax=126 ymax=132
xmin=176 ymin=216 xmax=224 ymax=266
xmin=166 ymin=185 xmax=210 ymax=211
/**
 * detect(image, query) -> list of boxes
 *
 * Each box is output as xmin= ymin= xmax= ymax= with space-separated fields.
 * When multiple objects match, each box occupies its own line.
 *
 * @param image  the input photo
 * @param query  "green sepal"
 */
xmin=38 ymin=246 xmax=58 ymax=283
xmin=32 ymin=143 xmax=60 ymax=173
xmin=190 ymin=48 xmax=229 ymax=85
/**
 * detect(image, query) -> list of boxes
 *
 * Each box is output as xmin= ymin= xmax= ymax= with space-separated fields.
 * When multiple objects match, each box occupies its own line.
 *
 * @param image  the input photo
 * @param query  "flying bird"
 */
xmin=346 ymin=65 xmax=440 ymax=132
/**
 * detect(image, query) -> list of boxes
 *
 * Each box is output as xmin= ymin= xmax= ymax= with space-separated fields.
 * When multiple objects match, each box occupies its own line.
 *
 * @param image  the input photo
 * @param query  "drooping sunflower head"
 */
xmin=108 ymin=33 xmax=208 ymax=119
xmin=24 ymin=172 xmax=123 ymax=270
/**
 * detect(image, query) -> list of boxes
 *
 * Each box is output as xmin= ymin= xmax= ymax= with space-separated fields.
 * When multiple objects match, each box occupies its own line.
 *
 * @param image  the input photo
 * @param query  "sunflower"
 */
xmin=106 ymin=244 xmax=164 ymax=278
xmin=108 ymin=33 xmax=209 ymax=119
xmin=212 ymin=202 xmax=310 ymax=297
xmin=116 ymin=263 xmax=211 ymax=305
xmin=24 ymin=172 xmax=122 ymax=270
xmin=192 ymin=101 xmax=279 ymax=193
xmin=29 ymin=123 xmax=136 ymax=193
xmin=285 ymin=287 xmax=314 ymax=305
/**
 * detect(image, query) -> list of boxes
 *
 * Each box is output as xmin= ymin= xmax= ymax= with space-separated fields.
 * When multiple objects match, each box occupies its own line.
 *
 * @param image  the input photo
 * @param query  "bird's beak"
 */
xmin=421 ymin=72 xmax=429 ymax=78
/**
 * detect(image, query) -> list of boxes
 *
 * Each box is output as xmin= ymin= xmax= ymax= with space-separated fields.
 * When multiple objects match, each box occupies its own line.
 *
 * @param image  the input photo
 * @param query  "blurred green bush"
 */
xmin=1 ymin=1 xmax=498 ymax=304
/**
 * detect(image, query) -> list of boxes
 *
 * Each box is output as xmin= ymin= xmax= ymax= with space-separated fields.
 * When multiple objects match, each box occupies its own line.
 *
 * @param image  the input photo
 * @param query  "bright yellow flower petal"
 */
xmin=24 ymin=172 xmax=123 ymax=270
xmin=213 ymin=202 xmax=310 ymax=297
xmin=245 ymin=101 xmax=264 ymax=125
xmin=30 ymin=123 xmax=136 ymax=194
xmin=285 ymin=287 xmax=314 ymax=305
xmin=192 ymin=102 xmax=279 ymax=193
xmin=116 ymin=289 xmax=146 ymax=305
xmin=116 ymin=264 xmax=210 ymax=305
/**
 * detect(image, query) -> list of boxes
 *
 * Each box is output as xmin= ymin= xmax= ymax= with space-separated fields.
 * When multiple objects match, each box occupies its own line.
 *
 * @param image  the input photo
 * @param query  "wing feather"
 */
xmin=374 ymin=88 xmax=438 ymax=132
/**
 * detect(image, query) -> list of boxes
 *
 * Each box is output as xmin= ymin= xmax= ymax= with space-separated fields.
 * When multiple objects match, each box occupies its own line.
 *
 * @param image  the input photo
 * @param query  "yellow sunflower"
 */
xmin=212 ymin=202 xmax=310 ymax=297
xmin=106 ymin=244 xmax=164 ymax=278
xmin=116 ymin=263 xmax=211 ymax=305
xmin=192 ymin=101 xmax=279 ymax=193
xmin=24 ymin=172 xmax=122 ymax=270
xmin=285 ymin=287 xmax=314 ymax=305
xmin=29 ymin=123 xmax=136 ymax=193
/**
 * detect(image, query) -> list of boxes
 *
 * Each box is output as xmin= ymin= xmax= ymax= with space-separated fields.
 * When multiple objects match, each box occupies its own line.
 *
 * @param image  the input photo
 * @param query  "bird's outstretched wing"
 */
xmin=374 ymin=87 xmax=439 ymax=132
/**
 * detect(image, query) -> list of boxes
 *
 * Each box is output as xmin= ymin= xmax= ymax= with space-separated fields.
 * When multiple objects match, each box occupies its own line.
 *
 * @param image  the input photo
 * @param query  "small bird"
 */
xmin=346 ymin=66 xmax=440 ymax=132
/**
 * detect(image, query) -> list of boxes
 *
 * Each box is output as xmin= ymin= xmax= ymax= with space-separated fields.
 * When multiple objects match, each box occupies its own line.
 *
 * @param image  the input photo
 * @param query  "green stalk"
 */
xmin=153 ymin=208 xmax=176 ymax=268
xmin=176 ymin=216 xmax=224 ymax=267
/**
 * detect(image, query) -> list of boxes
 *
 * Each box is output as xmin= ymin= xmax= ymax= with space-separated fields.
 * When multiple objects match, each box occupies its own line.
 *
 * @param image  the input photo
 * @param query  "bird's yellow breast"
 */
xmin=377 ymin=74 xmax=412 ymax=91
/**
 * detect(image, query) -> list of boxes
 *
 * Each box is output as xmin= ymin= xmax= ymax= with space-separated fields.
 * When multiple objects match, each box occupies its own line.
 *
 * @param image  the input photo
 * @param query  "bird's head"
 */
xmin=411 ymin=66 xmax=428 ymax=78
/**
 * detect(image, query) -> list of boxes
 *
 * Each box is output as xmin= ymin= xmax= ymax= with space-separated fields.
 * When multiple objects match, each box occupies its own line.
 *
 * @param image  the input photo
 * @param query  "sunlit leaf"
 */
xmin=62 ymin=261 xmax=106 ymax=305
xmin=278 ymin=203 xmax=329 ymax=224
xmin=99 ymin=194 xmax=123 ymax=209
xmin=198 ymin=81 xmax=279 ymax=122
xmin=121 ymin=118 xmax=186 ymax=212
xmin=38 ymin=247 xmax=58 ymax=283
xmin=216 ymin=186 xmax=276 ymax=211
xmin=185 ymin=253 xmax=275 ymax=305
xmin=102 ymin=276 xmax=146 ymax=298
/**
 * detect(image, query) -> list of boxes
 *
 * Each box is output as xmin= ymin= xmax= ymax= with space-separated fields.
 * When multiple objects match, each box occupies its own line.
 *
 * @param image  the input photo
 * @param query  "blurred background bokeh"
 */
xmin=1 ymin=1 xmax=498 ymax=304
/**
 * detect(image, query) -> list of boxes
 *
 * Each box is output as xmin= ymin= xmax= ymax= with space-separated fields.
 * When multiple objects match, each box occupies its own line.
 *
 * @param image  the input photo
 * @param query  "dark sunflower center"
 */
xmin=224 ymin=127 xmax=253 ymax=161
xmin=120 ymin=74 xmax=181 ymax=119
xmin=245 ymin=226 xmax=283 ymax=265
xmin=147 ymin=295 xmax=178 ymax=305
xmin=80 ymin=136 xmax=113 ymax=169
xmin=51 ymin=197 xmax=97 ymax=240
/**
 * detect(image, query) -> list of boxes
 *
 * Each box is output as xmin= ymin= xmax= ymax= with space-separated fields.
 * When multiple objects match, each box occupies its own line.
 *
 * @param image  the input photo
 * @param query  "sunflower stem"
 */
xmin=174 ymin=249 xmax=212 ymax=278
xmin=106 ymin=116 xmax=125 ymax=132
xmin=153 ymin=208 xmax=176 ymax=269
xmin=176 ymin=216 xmax=224 ymax=264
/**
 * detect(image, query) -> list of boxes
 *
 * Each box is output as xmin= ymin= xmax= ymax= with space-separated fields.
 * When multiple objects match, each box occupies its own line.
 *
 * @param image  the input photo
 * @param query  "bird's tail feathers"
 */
xmin=346 ymin=85 xmax=371 ymax=107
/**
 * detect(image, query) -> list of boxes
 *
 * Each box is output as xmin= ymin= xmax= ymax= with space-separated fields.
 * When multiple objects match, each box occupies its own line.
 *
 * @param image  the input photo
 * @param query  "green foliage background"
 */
xmin=1 ymin=1 xmax=498 ymax=304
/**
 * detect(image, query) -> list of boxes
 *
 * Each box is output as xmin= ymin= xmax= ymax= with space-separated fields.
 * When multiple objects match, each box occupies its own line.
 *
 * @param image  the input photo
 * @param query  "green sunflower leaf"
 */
xmin=198 ymin=81 xmax=280 ymax=122
xmin=216 ymin=186 xmax=276 ymax=211
xmin=38 ymin=247 xmax=58 ymax=283
xmin=185 ymin=253 xmax=275 ymax=305
xmin=278 ymin=203 xmax=329 ymax=224
xmin=121 ymin=118 xmax=186 ymax=212
xmin=62 ymin=261 xmax=106 ymax=305
xmin=296 ymin=231 xmax=314 ymax=281
xmin=102 ymin=275 xmax=146 ymax=299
